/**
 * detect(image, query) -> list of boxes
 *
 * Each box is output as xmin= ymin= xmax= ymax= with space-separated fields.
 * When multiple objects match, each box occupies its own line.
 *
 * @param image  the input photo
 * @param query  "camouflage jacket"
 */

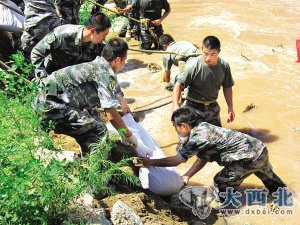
xmin=34 ymin=56 xmax=123 ymax=113
xmin=53 ymin=0 xmax=81 ymax=24
xmin=23 ymin=0 xmax=59 ymax=29
xmin=31 ymin=25 xmax=105 ymax=79
xmin=176 ymin=122 xmax=265 ymax=166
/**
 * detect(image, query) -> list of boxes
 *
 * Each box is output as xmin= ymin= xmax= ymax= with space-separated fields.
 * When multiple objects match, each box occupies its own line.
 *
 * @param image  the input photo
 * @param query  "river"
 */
xmin=116 ymin=0 xmax=300 ymax=223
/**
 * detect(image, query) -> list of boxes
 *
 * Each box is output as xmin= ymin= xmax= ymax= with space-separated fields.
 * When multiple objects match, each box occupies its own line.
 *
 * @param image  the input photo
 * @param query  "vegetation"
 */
xmin=0 ymin=52 xmax=139 ymax=224
xmin=0 ymin=51 xmax=36 ymax=100
xmin=79 ymin=1 xmax=127 ymax=34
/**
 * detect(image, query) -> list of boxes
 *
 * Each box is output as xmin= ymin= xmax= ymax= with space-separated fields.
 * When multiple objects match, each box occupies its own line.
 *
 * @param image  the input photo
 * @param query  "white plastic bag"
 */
xmin=0 ymin=0 xmax=24 ymax=32
xmin=107 ymin=114 xmax=184 ymax=196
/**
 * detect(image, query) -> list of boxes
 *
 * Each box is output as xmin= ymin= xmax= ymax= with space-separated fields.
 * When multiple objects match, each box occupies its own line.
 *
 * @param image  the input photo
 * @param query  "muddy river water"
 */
xmin=115 ymin=0 xmax=300 ymax=223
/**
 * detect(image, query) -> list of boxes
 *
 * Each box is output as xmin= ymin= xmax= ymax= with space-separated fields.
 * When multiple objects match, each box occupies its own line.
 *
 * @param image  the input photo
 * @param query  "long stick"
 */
xmin=129 ymin=47 xmax=201 ymax=58
xmin=86 ymin=0 xmax=140 ymax=23
xmin=0 ymin=59 xmax=30 ymax=84
xmin=0 ymin=0 xmax=24 ymax=16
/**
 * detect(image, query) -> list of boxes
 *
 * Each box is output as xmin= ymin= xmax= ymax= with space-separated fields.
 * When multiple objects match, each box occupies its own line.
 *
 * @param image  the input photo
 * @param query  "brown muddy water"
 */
xmin=115 ymin=0 xmax=300 ymax=224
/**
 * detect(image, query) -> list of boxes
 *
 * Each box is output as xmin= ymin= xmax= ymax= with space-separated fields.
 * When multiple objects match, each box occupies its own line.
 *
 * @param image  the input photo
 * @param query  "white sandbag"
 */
xmin=106 ymin=113 xmax=184 ymax=196
xmin=0 ymin=0 xmax=24 ymax=32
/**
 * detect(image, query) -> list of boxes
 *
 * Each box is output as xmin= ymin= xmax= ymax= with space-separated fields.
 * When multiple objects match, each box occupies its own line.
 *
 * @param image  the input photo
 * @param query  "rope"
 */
xmin=0 ymin=59 xmax=31 ymax=84
xmin=129 ymin=47 xmax=201 ymax=59
xmin=133 ymin=95 xmax=171 ymax=110
xmin=0 ymin=0 xmax=24 ymax=16
xmin=99 ymin=96 xmax=173 ymax=113
xmin=86 ymin=0 xmax=161 ymax=42
xmin=86 ymin=0 xmax=140 ymax=24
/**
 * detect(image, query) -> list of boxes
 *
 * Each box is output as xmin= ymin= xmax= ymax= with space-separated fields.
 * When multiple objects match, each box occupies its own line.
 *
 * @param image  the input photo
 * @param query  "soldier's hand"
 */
xmin=181 ymin=175 xmax=190 ymax=185
xmin=227 ymin=111 xmax=235 ymax=123
xmin=125 ymin=30 xmax=131 ymax=42
xmin=124 ymin=134 xmax=138 ymax=149
xmin=152 ymin=19 xmax=162 ymax=26
xmin=119 ymin=97 xmax=131 ymax=114
xmin=135 ymin=154 xmax=151 ymax=167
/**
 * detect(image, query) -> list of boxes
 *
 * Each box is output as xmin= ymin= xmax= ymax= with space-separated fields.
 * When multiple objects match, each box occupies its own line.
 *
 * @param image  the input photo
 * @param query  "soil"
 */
xmin=99 ymin=191 xmax=209 ymax=225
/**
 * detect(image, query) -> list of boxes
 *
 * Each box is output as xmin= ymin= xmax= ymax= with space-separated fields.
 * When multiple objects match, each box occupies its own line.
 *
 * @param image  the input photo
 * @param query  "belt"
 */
xmin=185 ymin=96 xmax=216 ymax=106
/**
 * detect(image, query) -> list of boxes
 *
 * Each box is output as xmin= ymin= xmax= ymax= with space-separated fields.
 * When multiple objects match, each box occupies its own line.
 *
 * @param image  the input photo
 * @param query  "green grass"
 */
xmin=0 ymin=52 xmax=139 ymax=224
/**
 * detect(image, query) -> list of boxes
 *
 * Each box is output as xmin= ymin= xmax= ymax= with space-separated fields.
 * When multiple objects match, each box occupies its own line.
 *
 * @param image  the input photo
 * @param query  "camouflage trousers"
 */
xmin=44 ymin=103 xmax=107 ymax=155
xmin=213 ymin=147 xmax=286 ymax=201
xmin=139 ymin=24 xmax=163 ymax=50
xmin=183 ymin=100 xmax=222 ymax=127
xmin=21 ymin=17 xmax=60 ymax=61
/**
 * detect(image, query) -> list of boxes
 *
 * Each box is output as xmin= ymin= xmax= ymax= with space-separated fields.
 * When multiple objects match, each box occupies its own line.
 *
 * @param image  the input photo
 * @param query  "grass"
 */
xmin=0 ymin=51 xmax=139 ymax=224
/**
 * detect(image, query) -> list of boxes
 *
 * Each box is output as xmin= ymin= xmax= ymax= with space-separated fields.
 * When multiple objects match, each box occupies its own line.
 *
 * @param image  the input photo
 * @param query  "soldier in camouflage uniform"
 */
xmin=173 ymin=36 xmax=235 ymax=127
xmin=21 ymin=0 xmax=61 ymax=61
xmin=34 ymin=37 xmax=138 ymax=155
xmin=54 ymin=0 xmax=83 ymax=25
xmin=139 ymin=107 xmax=286 ymax=201
xmin=121 ymin=0 xmax=171 ymax=50
xmin=159 ymin=34 xmax=200 ymax=90
xmin=31 ymin=12 xmax=111 ymax=79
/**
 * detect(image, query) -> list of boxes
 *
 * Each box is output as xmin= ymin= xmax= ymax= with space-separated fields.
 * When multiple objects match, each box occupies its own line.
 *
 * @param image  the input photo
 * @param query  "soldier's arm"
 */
xmin=119 ymin=97 xmax=131 ymax=114
xmin=172 ymin=82 xmax=183 ymax=112
xmin=160 ymin=7 xmax=171 ymax=22
xmin=223 ymin=87 xmax=235 ymax=123
xmin=182 ymin=158 xmax=207 ymax=183
xmin=162 ymin=70 xmax=171 ymax=83
xmin=53 ymin=0 xmax=62 ymax=17
xmin=31 ymin=33 xmax=60 ymax=79
xmin=152 ymin=8 xmax=171 ymax=26
xmin=139 ymin=155 xmax=183 ymax=167
xmin=104 ymin=108 xmax=132 ymax=137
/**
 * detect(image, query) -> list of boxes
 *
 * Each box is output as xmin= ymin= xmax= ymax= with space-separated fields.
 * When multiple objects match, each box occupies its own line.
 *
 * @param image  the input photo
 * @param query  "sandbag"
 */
xmin=107 ymin=113 xmax=184 ymax=196
xmin=0 ymin=0 xmax=24 ymax=32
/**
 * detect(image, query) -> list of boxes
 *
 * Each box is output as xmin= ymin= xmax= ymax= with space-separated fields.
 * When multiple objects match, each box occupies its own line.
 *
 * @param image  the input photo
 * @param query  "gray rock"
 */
xmin=87 ymin=208 xmax=112 ymax=225
xmin=111 ymin=200 xmax=143 ymax=225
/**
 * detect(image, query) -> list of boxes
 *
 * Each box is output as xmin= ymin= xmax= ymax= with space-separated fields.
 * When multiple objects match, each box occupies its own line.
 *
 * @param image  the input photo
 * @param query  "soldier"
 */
xmin=173 ymin=36 xmax=235 ymax=127
xmin=54 ymin=0 xmax=84 ymax=25
xmin=21 ymin=0 xmax=61 ymax=61
xmin=34 ymin=37 xmax=138 ymax=156
xmin=31 ymin=12 xmax=111 ymax=79
xmin=137 ymin=107 xmax=286 ymax=204
xmin=121 ymin=0 xmax=171 ymax=50
xmin=159 ymin=34 xmax=200 ymax=90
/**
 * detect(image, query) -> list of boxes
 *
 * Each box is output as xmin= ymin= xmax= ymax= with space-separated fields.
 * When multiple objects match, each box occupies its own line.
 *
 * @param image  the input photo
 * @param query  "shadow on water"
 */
xmin=125 ymin=97 xmax=135 ymax=104
xmin=131 ymin=110 xmax=152 ymax=123
xmin=236 ymin=128 xmax=279 ymax=143
xmin=120 ymin=59 xmax=148 ymax=73
xmin=119 ymin=81 xmax=130 ymax=89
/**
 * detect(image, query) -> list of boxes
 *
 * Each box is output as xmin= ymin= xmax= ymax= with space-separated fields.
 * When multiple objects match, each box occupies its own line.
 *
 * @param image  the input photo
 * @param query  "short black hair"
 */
xmin=171 ymin=107 xmax=202 ymax=127
xmin=101 ymin=37 xmax=128 ymax=62
xmin=202 ymin=36 xmax=221 ymax=51
xmin=159 ymin=34 xmax=175 ymax=47
xmin=85 ymin=12 xmax=111 ymax=33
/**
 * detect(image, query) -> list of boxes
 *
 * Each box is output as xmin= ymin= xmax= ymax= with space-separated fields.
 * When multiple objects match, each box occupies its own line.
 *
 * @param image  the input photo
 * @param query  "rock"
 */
xmin=34 ymin=148 xmax=78 ymax=164
xmin=76 ymin=192 xmax=94 ymax=209
xmin=74 ymin=193 xmax=112 ymax=225
xmin=87 ymin=208 xmax=112 ymax=225
xmin=111 ymin=200 xmax=143 ymax=225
